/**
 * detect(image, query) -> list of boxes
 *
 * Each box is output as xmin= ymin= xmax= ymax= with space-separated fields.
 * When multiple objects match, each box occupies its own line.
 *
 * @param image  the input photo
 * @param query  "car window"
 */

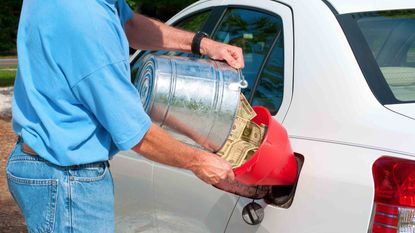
xmin=211 ymin=8 xmax=283 ymax=100
xmin=176 ymin=10 xmax=210 ymax=31
xmin=357 ymin=20 xmax=395 ymax=59
xmin=251 ymin=32 xmax=284 ymax=115
xmin=155 ymin=10 xmax=211 ymax=57
xmin=406 ymin=40 xmax=415 ymax=66
xmin=357 ymin=10 xmax=415 ymax=102
xmin=131 ymin=10 xmax=211 ymax=82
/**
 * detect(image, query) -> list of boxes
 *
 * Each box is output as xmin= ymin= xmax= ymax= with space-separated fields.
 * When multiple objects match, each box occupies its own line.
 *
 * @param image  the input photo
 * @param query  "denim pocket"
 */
xmin=7 ymin=172 xmax=58 ymax=233
xmin=6 ymin=158 xmax=58 ymax=233
xmin=70 ymin=163 xmax=108 ymax=182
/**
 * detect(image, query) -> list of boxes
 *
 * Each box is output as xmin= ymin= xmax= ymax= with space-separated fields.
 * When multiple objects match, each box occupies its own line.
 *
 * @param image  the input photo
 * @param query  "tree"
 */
xmin=0 ymin=0 xmax=197 ymax=55
xmin=0 ymin=0 xmax=22 ymax=55
xmin=127 ymin=0 xmax=197 ymax=22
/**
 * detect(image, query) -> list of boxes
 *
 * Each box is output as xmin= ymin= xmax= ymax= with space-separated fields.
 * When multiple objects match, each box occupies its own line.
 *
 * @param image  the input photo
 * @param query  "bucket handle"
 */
xmin=228 ymin=69 xmax=248 ymax=90
xmin=238 ymin=69 xmax=248 ymax=88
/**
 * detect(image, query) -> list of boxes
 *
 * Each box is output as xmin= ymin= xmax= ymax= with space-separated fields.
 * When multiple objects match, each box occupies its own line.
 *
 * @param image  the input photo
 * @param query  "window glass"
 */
xmin=211 ymin=8 xmax=283 ymax=98
xmin=406 ymin=40 xmax=415 ymax=65
xmin=357 ymin=10 xmax=415 ymax=102
xmin=176 ymin=11 xmax=210 ymax=31
xmin=252 ymin=34 xmax=284 ymax=115
xmin=357 ymin=21 xmax=394 ymax=58
xmin=132 ymin=10 xmax=211 ymax=80
xmin=158 ymin=10 xmax=211 ymax=57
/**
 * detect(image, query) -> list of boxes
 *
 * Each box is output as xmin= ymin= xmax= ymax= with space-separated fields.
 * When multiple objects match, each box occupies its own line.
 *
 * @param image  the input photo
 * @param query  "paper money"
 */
xmin=217 ymin=138 xmax=234 ymax=156
xmin=216 ymin=94 xmax=267 ymax=168
xmin=237 ymin=94 xmax=256 ymax=120
xmin=241 ymin=121 xmax=262 ymax=147
xmin=223 ymin=140 xmax=257 ymax=167
xmin=243 ymin=149 xmax=257 ymax=164
xmin=235 ymin=147 xmax=257 ymax=167
xmin=229 ymin=116 xmax=249 ymax=140
xmin=259 ymin=124 xmax=267 ymax=143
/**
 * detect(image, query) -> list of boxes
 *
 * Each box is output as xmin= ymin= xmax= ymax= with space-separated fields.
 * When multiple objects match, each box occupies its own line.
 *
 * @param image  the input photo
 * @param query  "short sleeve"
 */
xmin=117 ymin=0 xmax=134 ymax=27
xmin=71 ymin=60 xmax=151 ymax=151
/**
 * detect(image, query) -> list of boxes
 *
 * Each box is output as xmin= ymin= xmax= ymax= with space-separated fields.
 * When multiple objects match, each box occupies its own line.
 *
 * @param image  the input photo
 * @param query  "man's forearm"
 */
xmin=132 ymin=123 xmax=202 ymax=170
xmin=126 ymin=13 xmax=243 ymax=184
xmin=125 ymin=14 xmax=195 ymax=52
xmin=132 ymin=124 xmax=234 ymax=184
xmin=125 ymin=13 xmax=244 ymax=69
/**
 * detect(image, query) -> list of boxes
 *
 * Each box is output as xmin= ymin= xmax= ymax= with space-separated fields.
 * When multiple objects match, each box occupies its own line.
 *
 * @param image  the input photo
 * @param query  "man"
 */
xmin=6 ymin=0 xmax=244 ymax=232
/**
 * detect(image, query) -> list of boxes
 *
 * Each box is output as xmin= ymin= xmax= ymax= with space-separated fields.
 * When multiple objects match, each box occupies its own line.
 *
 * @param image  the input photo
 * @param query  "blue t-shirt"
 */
xmin=12 ymin=0 xmax=151 ymax=166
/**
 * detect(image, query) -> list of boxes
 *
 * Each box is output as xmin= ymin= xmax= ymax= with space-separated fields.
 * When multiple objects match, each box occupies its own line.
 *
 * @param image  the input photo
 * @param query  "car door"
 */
xmin=151 ymin=1 xmax=294 ymax=233
xmin=215 ymin=2 xmax=321 ymax=233
xmin=112 ymin=2 xmax=230 ymax=233
xmin=112 ymin=4 xmax=213 ymax=233
xmin=146 ymin=3 xmax=241 ymax=233
xmin=112 ymin=151 xmax=156 ymax=233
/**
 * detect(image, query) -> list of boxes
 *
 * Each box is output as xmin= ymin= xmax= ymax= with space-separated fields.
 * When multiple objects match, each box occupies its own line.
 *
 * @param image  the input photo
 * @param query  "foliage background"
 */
xmin=0 ymin=0 xmax=197 ymax=55
xmin=0 ymin=0 xmax=21 ymax=55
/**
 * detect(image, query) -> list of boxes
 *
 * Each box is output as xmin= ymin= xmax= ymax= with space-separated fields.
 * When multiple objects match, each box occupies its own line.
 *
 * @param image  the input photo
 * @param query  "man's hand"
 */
xmin=187 ymin=152 xmax=235 ymax=185
xmin=200 ymin=38 xmax=245 ymax=69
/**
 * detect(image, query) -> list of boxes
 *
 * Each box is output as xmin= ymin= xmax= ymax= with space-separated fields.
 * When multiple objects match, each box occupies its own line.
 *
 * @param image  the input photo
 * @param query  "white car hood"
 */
xmin=385 ymin=103 xmax=415 ymax=120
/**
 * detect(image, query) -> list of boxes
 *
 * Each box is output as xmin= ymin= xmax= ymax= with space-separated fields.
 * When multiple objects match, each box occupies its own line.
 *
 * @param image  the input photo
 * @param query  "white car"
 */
xmin=112 ymin=0 xmax=415 ymax=232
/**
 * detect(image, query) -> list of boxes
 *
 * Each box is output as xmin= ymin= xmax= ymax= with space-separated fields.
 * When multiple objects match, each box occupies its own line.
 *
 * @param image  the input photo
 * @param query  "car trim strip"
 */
xmin=290 ymin=135 xmax=415 ymax=157
xmin=322 ymin=0 xmax=339 ymax=15
xmin=201 ymin=6 xmax=227 ymax=37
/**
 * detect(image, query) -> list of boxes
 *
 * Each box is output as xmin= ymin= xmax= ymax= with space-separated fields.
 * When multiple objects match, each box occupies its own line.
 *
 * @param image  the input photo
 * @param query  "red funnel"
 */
xmin=233 ymin=106 xmax=298 ymax=185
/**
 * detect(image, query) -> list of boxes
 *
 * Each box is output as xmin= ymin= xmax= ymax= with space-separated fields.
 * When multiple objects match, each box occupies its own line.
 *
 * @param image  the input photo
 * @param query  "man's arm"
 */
xmin=125 ymin=13 xmax=244 ymax=185
xmin=132 ymin=124 xmax=235 ymax=185
xmin=125 ymin=13 xmax=245 ymax=69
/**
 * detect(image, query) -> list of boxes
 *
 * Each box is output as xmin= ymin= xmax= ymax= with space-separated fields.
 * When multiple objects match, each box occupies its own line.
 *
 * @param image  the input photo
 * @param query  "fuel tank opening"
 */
xmin=264 ymin=153 xmax=304 ymax=208
xmin=213 ymin=153 xmax=304 ymax=203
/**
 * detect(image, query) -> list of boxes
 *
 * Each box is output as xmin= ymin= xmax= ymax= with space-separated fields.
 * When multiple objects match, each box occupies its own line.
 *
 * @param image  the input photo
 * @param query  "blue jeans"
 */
xmin=6 ymin=139 xmax=114 ymax=233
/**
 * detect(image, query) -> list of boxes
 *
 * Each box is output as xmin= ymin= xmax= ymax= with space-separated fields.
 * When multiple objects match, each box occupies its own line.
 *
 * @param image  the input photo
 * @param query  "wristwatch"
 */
xmin=191 ymin=31 xmax=209 ymax=55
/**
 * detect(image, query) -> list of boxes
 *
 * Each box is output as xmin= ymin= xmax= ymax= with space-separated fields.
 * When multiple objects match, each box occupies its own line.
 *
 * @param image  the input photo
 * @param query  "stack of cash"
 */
xmin=217 ymin=94 xmax=267 ymax=168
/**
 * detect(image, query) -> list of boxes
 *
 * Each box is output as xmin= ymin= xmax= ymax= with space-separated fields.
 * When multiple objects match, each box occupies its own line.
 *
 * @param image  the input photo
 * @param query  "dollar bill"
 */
xmin=259 ymin=124 xmax=267 ymax=143
xmin=237 ymin=94 xmax=256 ymax=120
xmin=243 ymin=149 xmax=257 ymax=164
xmin=234 ymin=144 xmax=258 ymax=168
xmin=217 ymin=138 xmax=234 ymax=156
xmin=241 ymin=121 xmax=262 ymax=147
xmin=223 ymin=140 xmax=246 ymax=165
xmin=229 ymin=116 xmax=249 ymax=140
xmin=223 ymin=140 xmax=257 ymax=168
xmin=216 ymin=94 xmax=269 ymax=168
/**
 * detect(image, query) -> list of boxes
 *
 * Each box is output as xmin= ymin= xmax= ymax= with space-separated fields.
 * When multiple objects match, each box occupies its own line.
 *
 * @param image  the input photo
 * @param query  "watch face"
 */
xmin=201 ymin=31 xmax=209 ymax=37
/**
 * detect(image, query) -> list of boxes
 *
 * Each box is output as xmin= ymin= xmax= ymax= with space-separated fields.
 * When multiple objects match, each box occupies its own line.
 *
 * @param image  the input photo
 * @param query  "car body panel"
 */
xmin=225 ymin=138 xmax=415 ymax=233
xmin=114 ymin=0 xmax=415 ymax=232
xmin=325 ymin=0 xmax=415 ymax=14
xmin=386 ymin=103 xmax=415 ymax=120
xmin=112 ymin=151 xmax=156 ymax=233
xmin=151 ymin=1 xmax=294 ymax=232
xmin=279 ymin=0 xmax=415 ymax=156
xmin=153 ymin=165 xmax=238 ymax=233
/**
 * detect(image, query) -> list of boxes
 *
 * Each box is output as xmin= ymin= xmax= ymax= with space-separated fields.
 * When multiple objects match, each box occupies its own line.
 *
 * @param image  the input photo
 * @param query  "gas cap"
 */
xmin=242 ymin=202 xmax=264 ymax=225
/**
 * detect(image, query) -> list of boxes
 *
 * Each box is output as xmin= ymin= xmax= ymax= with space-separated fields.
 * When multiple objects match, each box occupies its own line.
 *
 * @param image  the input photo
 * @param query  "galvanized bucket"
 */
xmin=133 ymin=54 xmax=244 ymax=152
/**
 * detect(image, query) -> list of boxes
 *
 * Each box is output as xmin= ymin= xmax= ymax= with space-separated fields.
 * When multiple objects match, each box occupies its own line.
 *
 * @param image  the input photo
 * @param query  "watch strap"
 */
xmin=191 ymin=31 xmax=209 ymax=55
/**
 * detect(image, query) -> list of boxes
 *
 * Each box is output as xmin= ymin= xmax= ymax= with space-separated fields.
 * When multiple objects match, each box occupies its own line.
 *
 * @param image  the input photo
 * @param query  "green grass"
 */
xmin=0 ymin=69 xmax=16 ymax=87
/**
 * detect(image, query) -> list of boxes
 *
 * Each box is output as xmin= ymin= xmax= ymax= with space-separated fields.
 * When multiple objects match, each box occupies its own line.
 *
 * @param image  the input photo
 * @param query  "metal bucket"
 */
xmin=133 ymin=54 xmax=243 ymax=152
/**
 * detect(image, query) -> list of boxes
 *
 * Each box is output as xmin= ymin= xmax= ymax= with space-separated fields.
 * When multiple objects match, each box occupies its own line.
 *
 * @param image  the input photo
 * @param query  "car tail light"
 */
xmin=369 ymin=157 xmax=415 ymax=233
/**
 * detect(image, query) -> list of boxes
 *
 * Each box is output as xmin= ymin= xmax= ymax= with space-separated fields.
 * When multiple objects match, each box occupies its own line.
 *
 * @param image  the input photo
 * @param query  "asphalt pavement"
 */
xmin=0 ymin=59 xmax=18 ymax=67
